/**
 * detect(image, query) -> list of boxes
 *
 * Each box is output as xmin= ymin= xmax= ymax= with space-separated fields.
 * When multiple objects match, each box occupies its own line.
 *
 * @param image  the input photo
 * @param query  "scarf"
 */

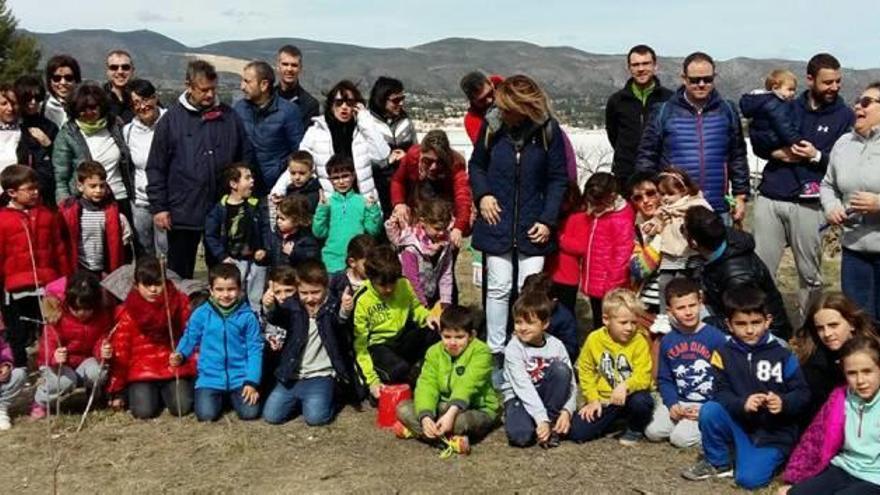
xmin=124 ymin=282 xmax=186 ymax=341
xmin=76 ymin=118 xmax=107 ymax=137
xmin=209 ymin=298 xmax=241 ymax=318
xmin=0 ymin=121 xmax=19 ymax=131
xmin=325 ymin=112 xmax=355 ymax=158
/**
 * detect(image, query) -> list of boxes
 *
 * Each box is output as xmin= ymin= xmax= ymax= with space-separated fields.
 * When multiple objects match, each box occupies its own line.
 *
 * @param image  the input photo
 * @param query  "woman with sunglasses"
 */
xmin=270 ymin=80 xmax=389 ymax=206
xmin=368 ymin=76 xmax=416 ymax=216
xmin=468 ymin=75 xmax=568 ymax=378
xmin=389 ymin=130 xmax=472 ymax=249
xmin=42 ymin=54 xmax=82 ymax=129
xmin=52 ymin=83 xmax=134 ymax=218
xmin=2 ymin=78 xmax=59 ymax=206
xmin=821 ymin=82 xmax=880 ymax=320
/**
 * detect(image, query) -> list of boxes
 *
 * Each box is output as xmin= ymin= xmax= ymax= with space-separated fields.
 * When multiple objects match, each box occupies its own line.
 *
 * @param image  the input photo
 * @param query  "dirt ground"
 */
xmin=0 ymin=245 xmax=841 ymax=495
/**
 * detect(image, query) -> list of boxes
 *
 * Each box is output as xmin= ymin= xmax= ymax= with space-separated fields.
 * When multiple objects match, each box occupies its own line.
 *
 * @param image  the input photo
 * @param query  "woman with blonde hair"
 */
xmin=793 ymin=292 xmax=879 ymax=421
xmin=469 ymin=74 xmax=569 ymax=385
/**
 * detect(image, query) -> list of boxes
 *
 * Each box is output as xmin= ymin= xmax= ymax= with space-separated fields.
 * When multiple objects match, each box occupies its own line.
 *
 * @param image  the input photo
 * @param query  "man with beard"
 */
xmin=275 ymin=45 xmax=320 ymax=128
xmin=605 ymin=44 xmax=673 ymax=185
xmin=752 ymin=53 xmax=855 ymax=328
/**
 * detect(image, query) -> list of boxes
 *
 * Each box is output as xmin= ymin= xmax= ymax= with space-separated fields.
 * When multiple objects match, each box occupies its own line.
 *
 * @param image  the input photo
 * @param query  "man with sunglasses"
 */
xmin=636 ymin=52 xmax=749 ymax=226
xmin=104 ymin=50 xmax=135 ymax=124
xmin=753 ymin=53 xmax=854 ymax=328
xmin=606 ymin=45 xmax=673 ymax=185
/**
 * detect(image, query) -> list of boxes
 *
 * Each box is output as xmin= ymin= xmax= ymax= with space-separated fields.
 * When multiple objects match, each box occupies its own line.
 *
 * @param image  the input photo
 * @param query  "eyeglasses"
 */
xmin=686 ymin=75 xmax=715 ymax=85
xmin=631 ymin=189 xmax=658 ymax=203
xmin=51 ymin=74 xmax=76 ymax=83
xmin=108 ymin=64 xmax=132 ymax=72
xmin=855 ymin=96 xmax=880 ymax=108
xmin=332 ymin=98 xmax=357 ymax=108
xmin=389 ymin=95 xmax=405 ymax=105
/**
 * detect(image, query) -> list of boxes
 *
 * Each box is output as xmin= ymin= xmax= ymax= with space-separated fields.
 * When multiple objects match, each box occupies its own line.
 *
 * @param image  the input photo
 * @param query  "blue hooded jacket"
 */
xmin=234 ymin=93 xmax=305 ymax=195
xmin=469 ymin=117 xmax=569 ymax=256
xmin=177 ymin=299 xmax=264 ymax=391
xmin=739 ymin=91 xmax=802 ymax=152
xmin=635 ymin=87 xmax=749 ymax=212
xmin=709 ymin=332 xmax=810 ymax=454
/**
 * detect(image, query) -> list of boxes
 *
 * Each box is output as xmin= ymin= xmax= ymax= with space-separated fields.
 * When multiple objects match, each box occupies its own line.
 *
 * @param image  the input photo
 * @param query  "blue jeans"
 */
xmin=194 ymin=388 xmax=261 ymax=422
xmin=842 ymin=248 xmax=880 ymax=321
xmin=567 ymin=390 xmax=654 ymax=442
xmin=698 ymin=401 xmax=785 ymax=490
xmin=262 ymin=376 xmax=335 ymax=425
xmin=504 ymin=361 xmax=572 ymax=447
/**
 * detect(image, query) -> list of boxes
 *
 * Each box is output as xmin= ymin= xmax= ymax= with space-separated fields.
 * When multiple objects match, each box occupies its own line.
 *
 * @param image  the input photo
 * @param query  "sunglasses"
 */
xmin=332 ymin=98 xmax=357 ymax=108
xmin=389 ymin=95 xmax=405 ymax=105
xmin=108 ymin=64 xmax=132 ymax=72
xmin=51 ymin=74 xmax=76 ymax=83
xmin=686 ymin=75 xmax=715 ymax=85
xmin=855 ymin=96 xmax=880 ymax=109
xmin=631 ymin=189 xmax=658 ymax=203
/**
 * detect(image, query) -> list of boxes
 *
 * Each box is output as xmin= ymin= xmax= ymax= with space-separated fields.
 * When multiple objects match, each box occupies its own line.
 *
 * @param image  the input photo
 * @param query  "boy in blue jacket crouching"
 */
xmin=171 ymin=263 xmax=264 ymax=422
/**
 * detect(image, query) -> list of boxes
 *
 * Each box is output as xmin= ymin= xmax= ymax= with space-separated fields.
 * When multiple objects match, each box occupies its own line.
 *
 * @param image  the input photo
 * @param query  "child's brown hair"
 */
xmin=0 ymin=164 xmax=38 ymax=191
xmin=440 ymin=305 xmax=478 ymax=335
xmin=296 ymin=259 xmax=329 ymax=287
xmin=278 ymin=195 xmax=312 ymax=227
xmin=223 ymin=162 xmax=251 ymax=193
xmin=657 ymin=166 xmax=700 ymax=197
xmin=346 ymin=234 xmax=376 ymax=264
xmin=267 ymin=265 xmax=298 ymax=286
xmin=76 ymin=161 xmax=107 ymax=183
xmin=415 ymin=197 xmax=453 ymax=228
xmin=287 ymin=150 xmax=314 ymax=171
xmin=208 ymin=263 xmax=242 ymax=288
xmin=583 ymin=172 xmax=618 ymax=210
xmin=513 ymin=291 xmax=554 ymax=324
xmin=364 ymin=244 xmax=402 ymax=286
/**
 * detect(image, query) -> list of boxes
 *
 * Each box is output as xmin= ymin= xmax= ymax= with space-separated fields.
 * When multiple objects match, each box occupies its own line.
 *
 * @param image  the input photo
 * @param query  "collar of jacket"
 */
xmin=705 ymin=240 xmax=727 ymax=264
xmin=674 ymin=86 xmax=723 ymax=113
xmin=252 ymin=92 xmax=280 ymax=116
xmin=728 ymin=331 xmax=775 ymax=353
xmin=178 ymin=91 xmax=221 ymax=118
xmin=132 ymin=107 xmax=166 ymax=131
xmin=628 ymin=78 xmax=659 ymax=104
xmin=208 ymin=297 xmax=247 ymax=318
xmin=220 ymin=194 xmax=259 ymax=208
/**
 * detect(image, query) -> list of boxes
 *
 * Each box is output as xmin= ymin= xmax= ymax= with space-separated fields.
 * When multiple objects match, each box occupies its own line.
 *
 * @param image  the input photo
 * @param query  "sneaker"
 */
xmin=0 ymin=409 xmax=11 ymax=431
xmin=618 ymin=429 xmax=644 ymax=446
xmin=681 ymin=459 xmax=733 ymax=481
xmin=29 ymin=402 xmax=47 ymax=420
xmin=446 ymin=435 xmax=470 ymax=455
xmin=392 ymin=421 xmax=414 ymax=439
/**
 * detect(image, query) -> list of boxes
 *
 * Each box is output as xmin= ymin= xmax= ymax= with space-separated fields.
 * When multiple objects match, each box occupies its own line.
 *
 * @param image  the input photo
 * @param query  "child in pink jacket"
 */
xmin=557 ymin=172 xmax=634 ymax=329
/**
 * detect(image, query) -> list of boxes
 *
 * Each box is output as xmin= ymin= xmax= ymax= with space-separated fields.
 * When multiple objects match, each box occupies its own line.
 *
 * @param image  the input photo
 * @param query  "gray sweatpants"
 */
xmin=397 ymin=400 xmax=497 ymax=440
xmin=752 ymin=195 xmax=823 ymax=328
xmin=35 ymin=358 xmax=106 ymax=406
xmin=645 ymin=401 xmax=702 ymax=448
xmin=0 ymin=368 xmax=27 ymax=410
xmin=232 ymin=259 xmax=267 ymax=313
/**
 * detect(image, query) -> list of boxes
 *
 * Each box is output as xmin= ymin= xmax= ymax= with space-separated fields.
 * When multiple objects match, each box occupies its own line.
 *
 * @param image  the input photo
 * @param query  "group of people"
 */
xmin=0 ymin=40 xmax=878 ymax=494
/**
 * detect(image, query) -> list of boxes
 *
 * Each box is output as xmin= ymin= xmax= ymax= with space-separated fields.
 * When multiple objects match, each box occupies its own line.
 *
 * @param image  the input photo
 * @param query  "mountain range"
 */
xmin=23 ymin=29 xmax=880 ymax=103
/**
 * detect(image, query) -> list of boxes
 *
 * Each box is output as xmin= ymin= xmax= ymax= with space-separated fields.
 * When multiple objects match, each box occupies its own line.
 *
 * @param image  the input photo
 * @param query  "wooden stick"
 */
xmin=158 ymin=255 xmax=183 ymax=418
xmin=75 ymin=322 xmax=121 ymax=433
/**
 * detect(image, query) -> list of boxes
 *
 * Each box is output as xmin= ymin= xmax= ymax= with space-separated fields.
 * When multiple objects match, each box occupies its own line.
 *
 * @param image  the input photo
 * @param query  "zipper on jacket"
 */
xmin=223 ymin=316 xmax=230 ymax=390
xmin=512 ymin=149 xmax=521 ymax=249
xmin=583 ymin=219 xmax=599 ymax=295
xmin=696 ymin=111 xmax=706 ymax=188
xmin=858 ymin=403 xmax=865 ymax=438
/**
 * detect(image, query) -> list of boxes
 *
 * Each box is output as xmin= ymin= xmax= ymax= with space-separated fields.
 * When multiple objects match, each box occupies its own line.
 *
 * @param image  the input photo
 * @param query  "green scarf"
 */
xmin=76 ymin=118 xmax=108 ymax=137
xmin=631 ymin=82 xmax=656 ymax=106
xmin=210 ymin=298 xmax=239 ymax=318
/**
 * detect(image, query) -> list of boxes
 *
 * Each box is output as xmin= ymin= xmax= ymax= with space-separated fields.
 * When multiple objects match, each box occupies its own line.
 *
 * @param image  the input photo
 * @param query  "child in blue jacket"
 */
xmin=171 ymin=263 xmax=264 ymax=422
xmin=682 ymin=287 xmax=810 ymax=489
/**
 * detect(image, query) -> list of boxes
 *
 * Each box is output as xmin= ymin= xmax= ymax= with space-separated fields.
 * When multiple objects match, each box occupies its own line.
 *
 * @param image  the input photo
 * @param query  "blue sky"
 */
xmin=10 ymin=0 xmax=879 ymax=68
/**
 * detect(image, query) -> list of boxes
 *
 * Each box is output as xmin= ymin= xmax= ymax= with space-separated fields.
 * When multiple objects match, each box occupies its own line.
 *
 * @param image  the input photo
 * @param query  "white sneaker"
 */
xmin=0 ymin=409 xmax=11 ymax=431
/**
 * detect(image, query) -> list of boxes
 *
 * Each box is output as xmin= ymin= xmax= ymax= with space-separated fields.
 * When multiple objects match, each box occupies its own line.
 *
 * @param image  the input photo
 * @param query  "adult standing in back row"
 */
xmin=754 ymin=53 xmax=854 ymax=328
xmin=605 ymin=44 xmax=673 ymax=186
xmin=147 ymin=60 xmax=251 ymax=278
xmin=275 ymin=45 xmax=320 ymax=129
xmin=636 ymin=52 xmax=749 ymax=223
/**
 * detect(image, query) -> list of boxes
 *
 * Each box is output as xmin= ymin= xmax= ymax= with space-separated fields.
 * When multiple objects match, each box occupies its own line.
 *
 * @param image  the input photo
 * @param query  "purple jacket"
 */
xmin=783 ymin=386 xmax=846 ymax=484
xmin=385 ymin=219 xmax=454 ymax=307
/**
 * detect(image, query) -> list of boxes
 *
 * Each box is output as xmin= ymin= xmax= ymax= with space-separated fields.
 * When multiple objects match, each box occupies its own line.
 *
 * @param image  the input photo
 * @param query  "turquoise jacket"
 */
xmin=831 ymin=388 xmax=880 ymax=485
xmin=176 ymin=299 xmax=264 ymax=391
xmin=312 ymin=190 xmax=382 ymax=272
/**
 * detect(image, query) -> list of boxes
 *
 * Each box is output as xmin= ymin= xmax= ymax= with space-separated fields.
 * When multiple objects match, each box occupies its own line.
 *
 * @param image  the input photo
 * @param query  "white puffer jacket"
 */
xmin=271 ymin=111 xmax=390 ymax=204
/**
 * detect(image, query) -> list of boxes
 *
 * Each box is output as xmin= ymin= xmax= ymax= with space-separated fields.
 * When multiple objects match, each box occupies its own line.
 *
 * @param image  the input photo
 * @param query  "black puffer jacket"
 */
xmin=799 ymin=344 xmax=844 ymax=425
xmin=700 ymin=229 xmax=792 ymax=339
xmin=604 ymin=78 xmax=673 ymax=181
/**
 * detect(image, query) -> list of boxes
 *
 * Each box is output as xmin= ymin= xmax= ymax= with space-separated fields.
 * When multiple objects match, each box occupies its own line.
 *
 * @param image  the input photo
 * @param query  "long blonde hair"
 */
xmin=494 ymin=75 xmax=551 ymax=125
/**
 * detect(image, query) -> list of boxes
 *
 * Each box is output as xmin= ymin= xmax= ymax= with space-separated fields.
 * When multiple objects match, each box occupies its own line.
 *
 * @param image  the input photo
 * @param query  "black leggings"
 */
xmin=789 ymin=465 xmax=880 ymax=495
xmin=2 ymin=295 xmax=42 ymax=367
xmin=369 ymin=324 xmax=439 ymax=385
xmin=127 ymin=378 xmax=195 ymax=419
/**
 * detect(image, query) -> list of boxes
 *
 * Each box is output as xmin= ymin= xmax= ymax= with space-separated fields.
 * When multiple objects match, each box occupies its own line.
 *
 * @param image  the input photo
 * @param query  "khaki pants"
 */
xmin=396 ymin=400 xmax=497 ymax=441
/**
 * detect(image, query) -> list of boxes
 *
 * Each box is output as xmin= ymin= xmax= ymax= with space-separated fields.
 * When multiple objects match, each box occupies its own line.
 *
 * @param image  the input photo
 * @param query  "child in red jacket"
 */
xmin=107 ymin=256 xmax=196 ymax=419
xmin=59 ymin=161 xmax=131 ymax=276
xmin=556 ymin=172 xmax=634 ymax=329
xmin=0 ymin=165 xmax=69 ymax=367
xmin=31 ymin=272 xmax=114 ymax=419
xmin=546 ymin=181 xmax=587 ymax=315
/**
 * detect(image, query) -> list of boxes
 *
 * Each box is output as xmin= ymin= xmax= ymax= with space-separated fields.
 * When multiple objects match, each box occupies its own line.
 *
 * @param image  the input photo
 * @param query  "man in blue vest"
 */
xmin=635 ymin=52 xmax=749 ymax=224
xmin=752 ymin=53 xmax=854 ymax=327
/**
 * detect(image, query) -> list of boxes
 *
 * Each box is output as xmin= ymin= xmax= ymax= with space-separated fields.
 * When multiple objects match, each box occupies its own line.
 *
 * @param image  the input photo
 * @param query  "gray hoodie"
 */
xmin=821 ymin=128 xmax=880 ymax=252
xmin=502 ymin=334 xmax=577 ymax=424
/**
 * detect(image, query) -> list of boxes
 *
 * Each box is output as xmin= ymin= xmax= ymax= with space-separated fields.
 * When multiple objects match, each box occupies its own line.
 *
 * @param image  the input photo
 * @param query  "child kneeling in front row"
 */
xmin=262 ymin=259 xmax=354 ymax=426
xmin=171 ymin=263 xmax=264 ymax=422
xmin=573 ymin=288 xmax=654 ymax=445
xmin=396 ymin=306 xmax=500 ymax=452
xmin=645 ymin=277 xmax=727 ymax=448
xmin=681 ymin=287 xmax=810 ymax=490
xmin=503 ymin=291 xmax=579 ymax=448
xmin=353 ymin=244 xmax=439 ymax=400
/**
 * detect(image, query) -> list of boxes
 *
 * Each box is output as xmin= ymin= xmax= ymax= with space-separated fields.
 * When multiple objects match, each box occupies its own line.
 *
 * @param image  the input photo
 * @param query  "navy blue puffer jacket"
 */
xmin=469 ymin=118 xmax=569 ymax=256
xmin=635 ymin=87 xmax=749 ymax=212
xmin=740 ymin=91 xmax=802 ymax=153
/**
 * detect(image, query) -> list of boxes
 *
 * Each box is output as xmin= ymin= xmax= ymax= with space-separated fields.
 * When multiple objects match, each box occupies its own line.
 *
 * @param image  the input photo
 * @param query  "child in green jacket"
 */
xmin=396 ymin=306 xmax=500 ymax=452
xmin=313 ymin=154 xmax=382 ymax=273
xmin=353 ymin=245 xmax=439 ymax=399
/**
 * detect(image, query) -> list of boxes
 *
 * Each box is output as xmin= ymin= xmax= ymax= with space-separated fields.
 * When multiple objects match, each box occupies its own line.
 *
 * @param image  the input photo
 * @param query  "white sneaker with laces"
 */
xmin=0 ymin=409 xmax=11 ymax=431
